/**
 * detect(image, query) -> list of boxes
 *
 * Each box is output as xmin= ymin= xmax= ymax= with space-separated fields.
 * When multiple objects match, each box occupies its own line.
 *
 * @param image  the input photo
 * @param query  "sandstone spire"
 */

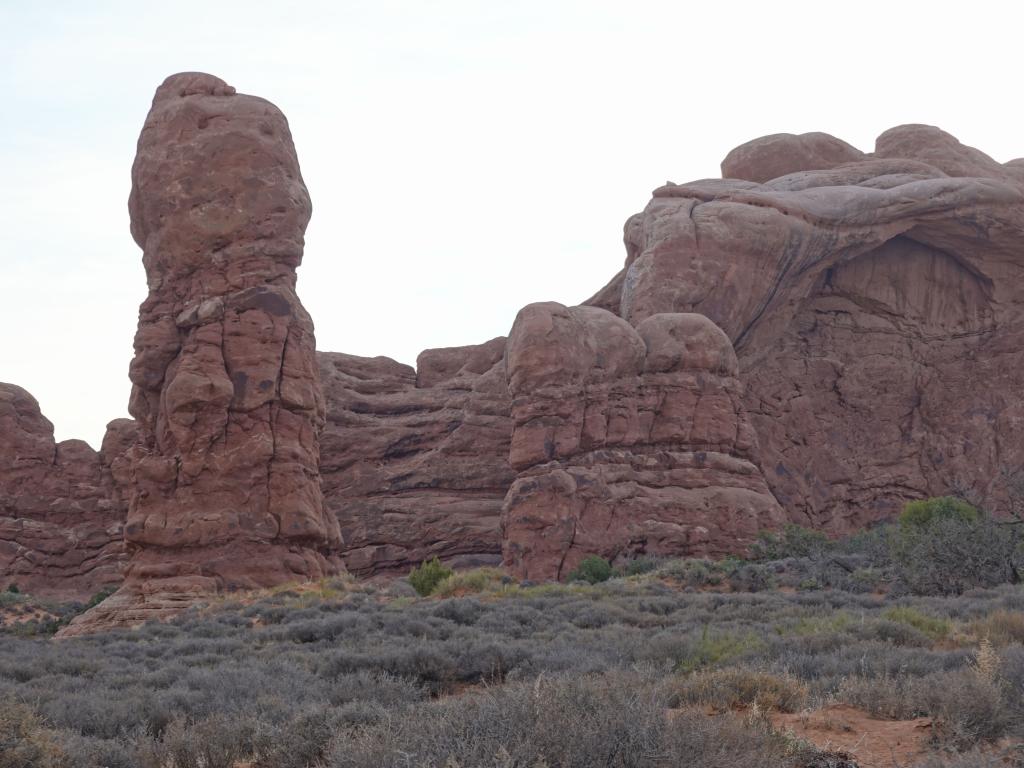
xmin=59 ymin=73 xmax=341 ymax=635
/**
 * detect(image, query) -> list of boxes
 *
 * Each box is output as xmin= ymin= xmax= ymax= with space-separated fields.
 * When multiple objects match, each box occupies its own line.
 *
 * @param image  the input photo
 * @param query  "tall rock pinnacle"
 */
xmin=60 ymin=73 xmax=341 ymax=635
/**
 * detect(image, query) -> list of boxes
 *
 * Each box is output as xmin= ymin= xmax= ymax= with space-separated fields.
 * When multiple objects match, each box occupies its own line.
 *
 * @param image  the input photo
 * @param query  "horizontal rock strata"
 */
xmin=501 ymin=303 xmax=786 ymax=579
xmin=319 ymin=339 xmax=513 ymax=575
xmin=0 ymin=384 xmax=131 ymax=600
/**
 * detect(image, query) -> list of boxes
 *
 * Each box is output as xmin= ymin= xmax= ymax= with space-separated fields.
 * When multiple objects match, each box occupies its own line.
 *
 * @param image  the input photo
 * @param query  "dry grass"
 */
xmin=671 ymin=667 xmax=809 ymax=713
xmin=969 ymin=610 xmax=1024 ymax=647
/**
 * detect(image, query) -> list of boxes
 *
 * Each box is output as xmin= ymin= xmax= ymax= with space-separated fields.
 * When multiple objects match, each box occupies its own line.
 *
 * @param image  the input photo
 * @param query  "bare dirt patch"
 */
xmin=772 ymin=704 xmax=932 ymax=768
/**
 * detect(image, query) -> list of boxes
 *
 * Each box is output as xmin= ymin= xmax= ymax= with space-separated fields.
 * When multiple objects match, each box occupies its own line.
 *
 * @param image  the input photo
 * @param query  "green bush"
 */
xmin=407 ymin=558 xmax=453 ymax=597
xmin=618 ymin=556 xmax=662 ymax=577
xmin=566 ymin=555 xmax=612 ymax=584
xmin=750 ymin=524 xmax=830 ymax=560
xmin=6 ymin=584 xmax=19 ymax=594
xmin=432 ymin=567 xmax=507 ymax=597
xmin=675 ymin=625 xmax=765 ymax=673
xmin=883 ymin=606 xmax=951 ymax=641
xmin=899 ymin=496 xmax=979 ymax=529
xmin=889 ymin=500 xmax=1022 ymax=595
xmin=86 ymin=586 xmax=117 ymax=610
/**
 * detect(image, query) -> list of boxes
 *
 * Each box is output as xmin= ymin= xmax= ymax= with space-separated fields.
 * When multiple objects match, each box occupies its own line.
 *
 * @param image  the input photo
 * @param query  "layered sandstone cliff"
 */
xmin=5 ymin=102 xmax=1023 ymax=605
xmin=501 ymin=304 xmax=786 ymax=579
xmin=319 ymin=341 xmax=512 ymax=575
xmin=603 ymin=125 xmax=1024 ymax=531
xmin=0 ymin=384 xmax=131 ymax=599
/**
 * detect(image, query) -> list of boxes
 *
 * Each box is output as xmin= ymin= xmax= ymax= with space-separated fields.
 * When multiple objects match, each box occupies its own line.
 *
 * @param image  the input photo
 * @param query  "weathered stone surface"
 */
xmin=721 ymin=132 xmax=865 ymax=184
xmin=59 ymin=73 xmax=340 ymax=636
xmin=319 ymin=339 xmax=513 ymax=575
xmin=501 ymin=303 xmax=786 ymax=579
xmin=599 ymin=124 xmax=1024 ymax=532
xmin=0 ymin=384 xmax=129 ymax=599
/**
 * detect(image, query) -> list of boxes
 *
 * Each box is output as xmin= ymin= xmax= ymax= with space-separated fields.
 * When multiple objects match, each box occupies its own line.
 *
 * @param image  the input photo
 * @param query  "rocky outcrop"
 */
xmin=10 ymin=112 xmax=1024 ymax=600
xmin=59 ymin=73 xmax=341 ymax=636
xmin=603 ymin=125 xmax=1024 ymax=531
xmin=0 ymin=384 xmax=130 ymax=599
xmin=721 ymin=132 xmax=865 ymax=184
xmin=319 ymin=339 xmax=513 ymax=575
xmin=501 ymin=303 xmax=786 ymax=579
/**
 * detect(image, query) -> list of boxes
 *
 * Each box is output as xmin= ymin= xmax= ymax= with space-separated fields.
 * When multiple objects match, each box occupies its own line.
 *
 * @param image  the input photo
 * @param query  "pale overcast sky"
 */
xmin=2 ymin=0 xmax=1022 ymax=447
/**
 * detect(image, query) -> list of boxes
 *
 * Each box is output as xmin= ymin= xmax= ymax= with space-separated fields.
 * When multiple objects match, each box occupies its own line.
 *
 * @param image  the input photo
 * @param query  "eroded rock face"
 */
xmin=0 ymin=384 xmax=130 ymax=599
xmin=59 ymin=73 xmax=340 ymax=635
xmin=319 ymin=339 xmax=513 ymax=575
xmin=501 ymin=304 xmax=786 ymax=579
xmin=602 ymin=124 xmax=1024 ymax=531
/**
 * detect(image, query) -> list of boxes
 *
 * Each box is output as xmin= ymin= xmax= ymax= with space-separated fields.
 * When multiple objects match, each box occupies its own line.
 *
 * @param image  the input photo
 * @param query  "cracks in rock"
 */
xmin=555 ymin=513 xmax=579 ymax=581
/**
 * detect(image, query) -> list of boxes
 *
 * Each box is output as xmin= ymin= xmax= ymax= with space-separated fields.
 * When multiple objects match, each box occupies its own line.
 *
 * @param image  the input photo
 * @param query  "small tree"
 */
xmin=566 ymin=555 xmax=612 ymax=584
xmin=891 ymin=497 xmax=1022 ymax=595
xmin=898 ymin=496 xmax=978 ymax=529
xmin=408 ymin=557 xmax=453 ymax=597
xmin=750 ymin=524 xmax=830 ymax=561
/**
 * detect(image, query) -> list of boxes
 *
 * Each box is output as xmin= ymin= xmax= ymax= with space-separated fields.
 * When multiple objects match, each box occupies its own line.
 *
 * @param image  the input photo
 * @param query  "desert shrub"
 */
xmin=999 ymin=644 xmax=1024 ymax=700
xmin=42 ymin=690 xmax=163 ymax=739
xmin=751 ymin=524 xmax=831 ymax=561
xmin=834 ymin=525 xmax=893 ymax=564
xmin=5 ymin=583 xmax=19 ymax=594
xmin=899 ymin=496 xmax=980 ymax=529
xmin=859 ymin=618 xmax=932 ymax=647
xmin=675 ymin=626 xmax=765 ymax=673
xmin=728 ymin=563 xmax=775 ymax=592
xmin=254 ymin=711 xmax=335 ymax=768
xmin=970 ymin=610 xmax=1024 ymax=646
xmin=912 ymin=753 xmax=1008 ymax=768
xmin=777 ymin=611 xmax=855 ymax=638
xmin=327 ymin=670 xmax=425 ymax=708
xmin=616 ymin=555 xmax=664 ymax=577
xmin=56 ymin=733 xmax=135 ymax=768
xmin=890 ymin=512 xmax=1022 ymax=595
xmin=330 ymin=671 xmax=798 ymax=768
xmin=880 ymin=606 xmax=950 ymax=643
xmin=135 ymin=714 xmax=259 ymax=768
xmin=566 ymin=555 xmax=613 ymax=584
xmin=836 ymin=674 xmax=925 ymax=719
xmin=431 ymin=597 xmax=487 ymax=626
xmin=0 ymin=702 xmax=65 ymax=768
xmin=408 ymin=558 xmax=453 ymax=597
xmin=918 ymin=667 xmax=1011 ymax=749
xmin=432 ymin=567 xmax=506 ymax=597
xmin=671 ymin=667 xmax=808 ymax=712
xmin=837 ymin=654 xmax=1013 ymax=748
xmin=7 ymin=567 xmax=1024 ymax=768
xmin=85 ymin=586 xmax=117 ymax=610
xmin=0 ymin=591 xmax=26 ymax=610
xmin=658 ymin=558 xmax=724 ymax=587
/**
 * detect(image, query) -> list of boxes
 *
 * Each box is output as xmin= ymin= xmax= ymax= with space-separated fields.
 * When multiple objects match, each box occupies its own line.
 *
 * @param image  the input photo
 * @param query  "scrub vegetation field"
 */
xmin=3 ymin=497 xmax=1024 ymax=768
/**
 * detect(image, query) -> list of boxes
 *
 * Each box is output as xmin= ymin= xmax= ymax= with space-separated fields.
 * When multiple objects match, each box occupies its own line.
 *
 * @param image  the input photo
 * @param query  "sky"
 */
xmin=1 ymin=0 xmax=1022 ymax=448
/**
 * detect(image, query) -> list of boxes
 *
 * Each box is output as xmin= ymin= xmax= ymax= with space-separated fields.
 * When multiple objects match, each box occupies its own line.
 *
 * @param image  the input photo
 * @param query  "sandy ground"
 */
xmin=772 ymin=704 xmax=933 ymax=768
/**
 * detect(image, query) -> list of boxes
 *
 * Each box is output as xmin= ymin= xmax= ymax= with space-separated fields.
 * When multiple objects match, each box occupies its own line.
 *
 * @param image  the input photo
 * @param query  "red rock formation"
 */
xmin=721 ymin=131 xmax=865 ymax=184
xmin=10 ymin=114 xmax=1024 ymax=598
xmin=319 ymin=339 xmax=513 ymax=575
xmin=0 ymin=384 xmax=130 ymax=599
xmin=59 ymin=73 xmax=340 ymax=635
xmin=601 ymin=125 xmax=1024 ymax=532
xmin=501 ymin=303 xmax=786 ymax=579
